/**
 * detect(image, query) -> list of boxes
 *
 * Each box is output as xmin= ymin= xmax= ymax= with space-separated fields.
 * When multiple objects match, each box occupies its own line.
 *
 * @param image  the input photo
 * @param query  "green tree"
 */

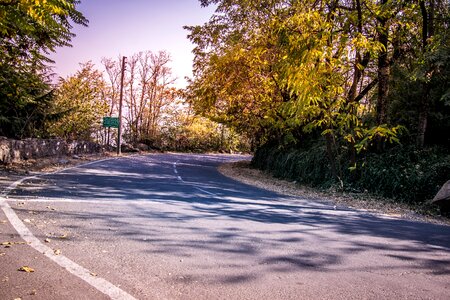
xmin=47 ymin=62 xmax=109 ymax=141
xmin=187 ymin=0 xmax=449 ymax=178
xmin=0 ymin=0 xmax=87 ymax=138
xmin=185 ymin=0 xmax=289 ymax=148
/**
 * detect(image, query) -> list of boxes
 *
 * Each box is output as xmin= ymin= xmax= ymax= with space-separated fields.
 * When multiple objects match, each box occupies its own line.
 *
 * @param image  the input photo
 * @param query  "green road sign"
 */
xmin=103 ymin=117 xmax=119 ymax=128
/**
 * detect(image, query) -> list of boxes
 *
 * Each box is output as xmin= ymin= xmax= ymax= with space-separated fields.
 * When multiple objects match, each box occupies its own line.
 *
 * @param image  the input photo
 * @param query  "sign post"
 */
xmin=117 ymin=56 xmax=126 ymax=156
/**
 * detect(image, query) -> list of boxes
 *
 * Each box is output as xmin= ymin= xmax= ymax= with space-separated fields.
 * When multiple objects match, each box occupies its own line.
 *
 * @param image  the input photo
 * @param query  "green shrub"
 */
xmin=252 ymin=142 xmax=335 ymax=188
xmin=350 ymin=146 xmax=450 ymax=203
xmin=253 ymin=143 xmax=450 ymax=204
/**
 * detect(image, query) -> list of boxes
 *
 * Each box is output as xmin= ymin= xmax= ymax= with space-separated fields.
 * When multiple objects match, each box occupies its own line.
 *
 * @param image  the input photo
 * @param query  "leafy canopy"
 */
xmin=0 ymin=0 xmax=87 ymax=138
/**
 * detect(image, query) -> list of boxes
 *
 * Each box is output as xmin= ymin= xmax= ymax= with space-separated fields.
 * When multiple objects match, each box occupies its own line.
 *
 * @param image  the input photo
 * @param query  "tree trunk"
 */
xmin=325 ymin=132 xmax=337 ymax=180
xmin=376 ymin=22 xmax=389 ymax=125
xmin=417 ymin=86 xmax=430 ymax=148
xmin=376 ymin=0 xmax=390 ymax=151
xmin=416 ymin=0 xmax=435 ymax=148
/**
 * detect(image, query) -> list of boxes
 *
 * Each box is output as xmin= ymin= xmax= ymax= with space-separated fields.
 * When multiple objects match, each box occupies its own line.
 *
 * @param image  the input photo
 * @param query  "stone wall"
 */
xmin=0 ymin=137 xmax=102 ymax=164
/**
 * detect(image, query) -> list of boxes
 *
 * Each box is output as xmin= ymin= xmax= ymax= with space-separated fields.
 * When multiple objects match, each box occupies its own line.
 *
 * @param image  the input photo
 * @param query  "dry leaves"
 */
xmin=18 ymin=266 xmax=34 ymax=273
xmin=1 ymin=241 xmax=28 ymax=248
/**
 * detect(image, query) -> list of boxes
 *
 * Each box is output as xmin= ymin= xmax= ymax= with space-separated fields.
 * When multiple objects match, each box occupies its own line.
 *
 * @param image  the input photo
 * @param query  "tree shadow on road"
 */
xmin=8 ymin=153 xmax=450 ymax=288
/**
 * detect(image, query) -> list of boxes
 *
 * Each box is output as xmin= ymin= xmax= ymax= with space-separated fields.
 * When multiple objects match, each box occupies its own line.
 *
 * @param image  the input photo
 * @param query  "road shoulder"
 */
xmin=218 ymin=160 xmax=450 ymax=226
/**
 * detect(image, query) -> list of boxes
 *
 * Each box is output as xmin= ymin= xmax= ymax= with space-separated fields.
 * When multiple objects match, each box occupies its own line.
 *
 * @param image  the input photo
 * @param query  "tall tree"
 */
xmin=104 ymin=51 xmax=176 ymax=145
xmin=102 ymin=57 xmax=122 ymax=146
xmin=47 ymin=62 xmax=109 ymax=141
xmin=415 ymin=0 xmax=450 ymax=148
xmin=0 ymin=0 xmax=87 ymax=138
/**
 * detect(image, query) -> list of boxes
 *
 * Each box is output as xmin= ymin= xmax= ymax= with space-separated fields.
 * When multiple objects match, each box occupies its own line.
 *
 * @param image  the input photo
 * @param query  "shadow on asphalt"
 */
xmin=9 ymin=153 xmax=450 ymax=284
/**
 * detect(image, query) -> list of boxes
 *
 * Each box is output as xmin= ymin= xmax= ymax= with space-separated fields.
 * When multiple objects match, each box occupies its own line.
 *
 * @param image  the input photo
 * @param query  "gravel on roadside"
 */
xmin=218 ymin=160 xmax=450 ymax=226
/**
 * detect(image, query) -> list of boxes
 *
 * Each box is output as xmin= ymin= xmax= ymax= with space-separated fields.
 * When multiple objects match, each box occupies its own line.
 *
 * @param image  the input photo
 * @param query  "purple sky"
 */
xmin=50 ymin=0 xmax=215 ymax=87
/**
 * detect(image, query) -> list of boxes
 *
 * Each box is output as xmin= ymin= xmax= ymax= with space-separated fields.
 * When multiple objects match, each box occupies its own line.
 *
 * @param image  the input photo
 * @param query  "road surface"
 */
xmin=1 ymin=153 xmax=449 ymax=299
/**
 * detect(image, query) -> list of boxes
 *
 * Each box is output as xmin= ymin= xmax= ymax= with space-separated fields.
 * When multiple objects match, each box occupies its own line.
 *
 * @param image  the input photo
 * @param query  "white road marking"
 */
xmin=7 ymin=197 xmax=170 ymax=205
xmin=194 ymin=187 xmax=217 ymax=196
xmin=0 ymin=176 xmax=37 ymax=197
xmin=173 ymin=161 xmax=217 ymax=196
xmin=0 ymin=157 xmax=137 ymax=300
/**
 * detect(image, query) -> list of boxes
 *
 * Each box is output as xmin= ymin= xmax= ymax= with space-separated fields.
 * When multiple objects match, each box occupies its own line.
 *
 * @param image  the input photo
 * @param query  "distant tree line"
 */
xmin=0 ymin=1 xmax=248 ymax=153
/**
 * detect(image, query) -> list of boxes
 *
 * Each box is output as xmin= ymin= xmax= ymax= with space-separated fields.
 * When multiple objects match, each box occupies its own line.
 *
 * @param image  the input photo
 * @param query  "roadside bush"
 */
xmin=252 ymin=142 xmax=335 ymax=187
xmin=351 ymin=146 xmax=450 ymax=203
xmin=253 ymin=143 xmax=450 ymax=204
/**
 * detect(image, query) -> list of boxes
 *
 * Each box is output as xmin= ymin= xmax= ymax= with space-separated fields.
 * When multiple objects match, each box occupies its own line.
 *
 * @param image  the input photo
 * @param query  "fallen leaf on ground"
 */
xmin=18 ymin=266 xmax=34 ymax=273
xmin=1 ymin=241 xmax=27 ymax=245
xmin=0 ymin=252 xmax=5 ymax=256
xmin=90 ymin=272 xmax=97 ymax=277
xmin=44 ymin=238 xmax=51 ymax=243
xmin=30 ymin=289 xmax=37 ymax=295
xmin=54 ymin=249 xmax=61 ymax=255
xmin=2 ymin=241 xmax=27 ymax=248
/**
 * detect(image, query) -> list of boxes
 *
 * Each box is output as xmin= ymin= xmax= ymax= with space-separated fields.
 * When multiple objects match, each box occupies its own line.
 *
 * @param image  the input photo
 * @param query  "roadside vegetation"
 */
xmin=0 ymin=1 xmax=249 ymax=153
xmin=1 ymin=1 xmax=449 ymax=212
xmin=185 ymin=0 xmax=450 ymax=209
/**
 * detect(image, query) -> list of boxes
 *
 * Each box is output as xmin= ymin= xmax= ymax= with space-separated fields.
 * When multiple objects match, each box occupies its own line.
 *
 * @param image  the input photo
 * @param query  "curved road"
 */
xmin=1 ymin=153 xmax=449 ymax=299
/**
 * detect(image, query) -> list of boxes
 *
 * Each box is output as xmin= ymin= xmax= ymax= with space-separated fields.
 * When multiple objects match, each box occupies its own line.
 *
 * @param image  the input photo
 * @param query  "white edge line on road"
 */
xmin=0 ymin=156 xmax=137 ymax=300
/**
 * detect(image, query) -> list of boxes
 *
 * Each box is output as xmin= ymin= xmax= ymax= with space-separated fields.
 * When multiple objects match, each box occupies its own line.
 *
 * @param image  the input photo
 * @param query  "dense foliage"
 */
xmin=46 ymin=62 xmax=109 ymax=140
xmin=253 ymin=144 xmax=450 ymax=204
xmin=0 ymin=0 xmax=87 ymax=138
xmin=187 ymin=0 xmax=450 ymax=202
xmin=0 ymin=0 xmax=244 ymax=153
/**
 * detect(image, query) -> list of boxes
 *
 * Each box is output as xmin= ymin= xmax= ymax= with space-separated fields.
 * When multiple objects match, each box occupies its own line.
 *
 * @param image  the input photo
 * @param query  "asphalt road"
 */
xmin=1 ymin=153 xmax=449 ymax=299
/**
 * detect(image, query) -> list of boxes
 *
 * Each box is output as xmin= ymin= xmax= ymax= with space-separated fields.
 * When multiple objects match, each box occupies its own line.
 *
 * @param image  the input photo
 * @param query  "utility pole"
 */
xmin=117 ymin=56 xmax=126 ymax=155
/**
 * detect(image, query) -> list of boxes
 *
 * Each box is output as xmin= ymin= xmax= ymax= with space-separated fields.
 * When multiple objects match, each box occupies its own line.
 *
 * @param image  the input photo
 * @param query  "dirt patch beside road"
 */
xmin=218 ymin=160 xmax=450 ymax=226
